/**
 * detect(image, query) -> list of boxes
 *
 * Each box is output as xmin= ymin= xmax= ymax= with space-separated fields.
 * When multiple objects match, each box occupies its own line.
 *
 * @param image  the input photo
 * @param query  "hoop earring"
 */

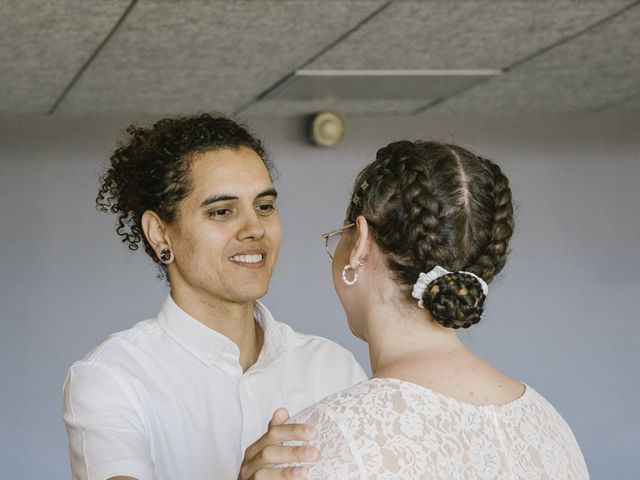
xmin=159 ymin=248 xmax=173 ymax=264
xmin=342 ymin=264 xmax=358 ymax=286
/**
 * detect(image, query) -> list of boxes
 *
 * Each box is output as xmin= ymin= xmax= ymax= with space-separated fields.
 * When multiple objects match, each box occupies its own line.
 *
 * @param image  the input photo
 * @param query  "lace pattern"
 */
xmin=286 ymin=378 xmax=589 ymax=479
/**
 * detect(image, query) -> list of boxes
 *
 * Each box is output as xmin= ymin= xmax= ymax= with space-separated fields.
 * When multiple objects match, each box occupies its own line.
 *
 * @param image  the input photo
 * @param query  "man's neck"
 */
xmin=170 ymin=288 xmax=264 ymax=372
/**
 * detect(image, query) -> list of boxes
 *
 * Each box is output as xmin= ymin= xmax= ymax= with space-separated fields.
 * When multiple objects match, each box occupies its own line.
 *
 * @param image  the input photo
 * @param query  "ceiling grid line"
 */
xmin=3 ymin=1 xmax=638 ymax=116
xmin=47 ymin=0 xmax=139 ymax=115
xmin=234 ymin=0 xmax=395 ymax=115
xmin=417 ymin=0 xmax=640 ymax=115
xmin=503 ymin=0 xmax=640 ymax=74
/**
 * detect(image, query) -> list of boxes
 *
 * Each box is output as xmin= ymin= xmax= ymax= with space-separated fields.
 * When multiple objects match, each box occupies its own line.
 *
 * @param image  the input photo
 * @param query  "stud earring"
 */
xmin=159 ymin=248 xmax=173 ymax=264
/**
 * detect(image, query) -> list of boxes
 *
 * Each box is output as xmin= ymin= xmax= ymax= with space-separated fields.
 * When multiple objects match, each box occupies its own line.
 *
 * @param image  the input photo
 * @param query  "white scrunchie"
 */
xmin=411 ymin=266 xmax=489 ymax=309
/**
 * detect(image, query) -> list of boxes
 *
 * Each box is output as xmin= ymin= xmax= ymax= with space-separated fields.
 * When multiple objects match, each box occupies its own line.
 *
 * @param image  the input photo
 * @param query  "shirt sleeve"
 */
xmin=343 ymin=352 xmax=369 ymax=387
xmin=311 ymin=341 xmax=368 ymax=402
xmin=283 ymin=406 xmax=366 ymax=480
xmin=63 ymin=362 xmax=156 ymax=480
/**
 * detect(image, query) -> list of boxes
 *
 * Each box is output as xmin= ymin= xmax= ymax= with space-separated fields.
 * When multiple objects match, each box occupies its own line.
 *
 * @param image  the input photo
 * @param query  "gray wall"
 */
xmin=1 ymin=112 xmax=638 ymax=479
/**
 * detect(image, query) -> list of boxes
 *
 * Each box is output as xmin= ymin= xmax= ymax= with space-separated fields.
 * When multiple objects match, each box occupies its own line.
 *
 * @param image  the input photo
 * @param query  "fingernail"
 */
xmin=304 ymin=426 xmax=317 ymax=438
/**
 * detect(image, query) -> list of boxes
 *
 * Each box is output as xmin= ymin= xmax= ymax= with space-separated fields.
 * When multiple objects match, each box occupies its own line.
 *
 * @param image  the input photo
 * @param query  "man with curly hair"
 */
xmin=62 ymin=113 xmax=366 ymax=480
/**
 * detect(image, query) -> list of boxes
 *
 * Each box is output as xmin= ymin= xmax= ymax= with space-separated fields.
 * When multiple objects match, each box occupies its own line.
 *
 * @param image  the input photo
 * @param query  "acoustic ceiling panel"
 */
xmin=247 ymin=0 xmax=633 ymax=115
xmin=0 ymin=0 xmax=130 ymax=113
xmin=3 ymin=0 xmax=638 ymax=116
xmin=307 ymin=0 xmax=631 ymax=70
xmin=56 ymin=0 xmax=387 ymax=115
xmin=612 ymin=92 xmax=640 ymax=110
xmin=426 ymin=4 xmax=640 ymax=114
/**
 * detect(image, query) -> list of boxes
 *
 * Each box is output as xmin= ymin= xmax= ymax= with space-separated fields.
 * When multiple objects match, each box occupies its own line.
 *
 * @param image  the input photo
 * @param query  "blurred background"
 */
xmin=1 ymin=1 xmax=639 ymax=478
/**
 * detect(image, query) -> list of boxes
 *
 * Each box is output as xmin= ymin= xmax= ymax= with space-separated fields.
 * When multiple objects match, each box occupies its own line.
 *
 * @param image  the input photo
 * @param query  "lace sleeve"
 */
xmin=283 ymin=406 xmax=366 ymax=479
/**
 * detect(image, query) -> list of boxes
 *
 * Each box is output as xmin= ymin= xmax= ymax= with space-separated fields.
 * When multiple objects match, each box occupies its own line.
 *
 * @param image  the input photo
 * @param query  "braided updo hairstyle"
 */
xmin=346 ymin=141 xmax=514 ymax=329
xmin=96 ymin=113 xmax=270 ymax=268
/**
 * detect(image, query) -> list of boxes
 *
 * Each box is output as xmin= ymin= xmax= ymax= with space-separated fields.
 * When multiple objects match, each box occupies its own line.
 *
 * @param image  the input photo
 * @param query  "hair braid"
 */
xmin=466 ymin=159 xmax=514 ymax=282
xmin=348 ymin=142 xmax=449 ymax=285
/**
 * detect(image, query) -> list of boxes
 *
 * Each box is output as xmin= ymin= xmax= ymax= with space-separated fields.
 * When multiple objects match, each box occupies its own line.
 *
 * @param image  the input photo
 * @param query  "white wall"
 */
xmin=1 ymin=112 xmax=638 ymax=479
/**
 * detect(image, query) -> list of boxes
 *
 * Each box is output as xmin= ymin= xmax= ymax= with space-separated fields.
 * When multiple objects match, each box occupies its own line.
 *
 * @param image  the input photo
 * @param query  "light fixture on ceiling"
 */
xmin=307 ymin=111 xmax=346 ymax=147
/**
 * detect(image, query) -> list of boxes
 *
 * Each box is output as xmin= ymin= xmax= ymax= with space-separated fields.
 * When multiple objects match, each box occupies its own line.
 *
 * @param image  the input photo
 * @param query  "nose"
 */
xmin=237 ymin=208 xmax=265 ymax=241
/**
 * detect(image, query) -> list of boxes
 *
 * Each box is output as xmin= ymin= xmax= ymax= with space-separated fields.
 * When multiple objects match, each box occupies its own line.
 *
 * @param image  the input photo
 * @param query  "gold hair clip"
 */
xmin=361 ymin=180 xmax=369 ymax=190
xmin=352 ymin=194 xmax=360 ymax=205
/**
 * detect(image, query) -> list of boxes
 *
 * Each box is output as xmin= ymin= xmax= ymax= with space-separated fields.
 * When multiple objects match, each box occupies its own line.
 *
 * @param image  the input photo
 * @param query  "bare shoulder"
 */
xmin=457 ymin=356 xmax=525 ymax=405
xmin=379 ymin=350 xmax=525 ymax=406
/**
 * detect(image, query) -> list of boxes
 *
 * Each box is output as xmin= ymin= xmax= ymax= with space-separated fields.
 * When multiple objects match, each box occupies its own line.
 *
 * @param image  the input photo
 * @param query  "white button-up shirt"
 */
xmin=63 ymin=296 xmax=367 ymax=480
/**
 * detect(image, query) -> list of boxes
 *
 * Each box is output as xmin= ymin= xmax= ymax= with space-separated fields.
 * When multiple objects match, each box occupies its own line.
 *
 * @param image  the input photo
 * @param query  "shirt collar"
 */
xmin=157 ymin=295 xmax=285 ymax=373
xmin=252 ymin=299 xmax=286 ymax=371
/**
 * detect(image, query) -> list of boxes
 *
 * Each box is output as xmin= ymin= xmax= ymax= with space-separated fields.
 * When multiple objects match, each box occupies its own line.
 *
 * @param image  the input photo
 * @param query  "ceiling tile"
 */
xmin=0 ymin=0 xmax=130 ymax=113
xmin=4 ymin=0 xmax=637 ymax=116
xmin=56 ymin=0 xmax=387 ymax=116
xmin=308 ymin=0 xmax=631 ymax=70
xmin=426 ymin=4 xmax=640 ymax=114
xmin=610 ymin=92 xmax=640 ymax=110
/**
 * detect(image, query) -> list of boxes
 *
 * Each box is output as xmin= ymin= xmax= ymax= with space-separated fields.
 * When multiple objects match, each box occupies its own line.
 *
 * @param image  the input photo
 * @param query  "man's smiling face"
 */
xmin=165 ymin=146 xmax=281 ymax=306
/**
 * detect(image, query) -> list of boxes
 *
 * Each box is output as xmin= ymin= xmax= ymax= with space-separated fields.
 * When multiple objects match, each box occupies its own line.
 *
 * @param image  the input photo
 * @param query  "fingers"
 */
xmin=267 ymin=409 xmax=317 ymax=443
xmin=253 ymin=466 xmax=310 ymax=480
xmin=269 ymin=408 xmax=290 ymax=427
xmin=245 ymin=423 xmax=317 ymax=461
xmin=239 ymin=409 xmax=319 ymax=480
xmin=241 ymin=444 xmax=319 ymax=479
xmin=267 ymin=423 xmax=317 ymax=443
xmin=259 ymin=444 xmax=320 ymax=465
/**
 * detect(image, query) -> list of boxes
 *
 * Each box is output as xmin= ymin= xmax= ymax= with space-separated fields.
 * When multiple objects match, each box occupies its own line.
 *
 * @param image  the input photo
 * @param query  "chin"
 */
xmin=224 ymin=282 xmax=269 ymax=303
xmin=240 ymin=288 xmax=268 ymax=303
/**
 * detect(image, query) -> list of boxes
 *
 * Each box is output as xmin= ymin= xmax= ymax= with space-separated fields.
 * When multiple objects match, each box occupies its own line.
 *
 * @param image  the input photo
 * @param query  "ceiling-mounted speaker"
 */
xmin=307 ymin=111 xmax=346 ymax=147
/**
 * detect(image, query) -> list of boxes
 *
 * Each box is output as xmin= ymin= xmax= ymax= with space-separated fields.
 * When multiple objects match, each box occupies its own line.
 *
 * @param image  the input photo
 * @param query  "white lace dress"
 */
xmin=286 ymin=378 xmax=589 ymax=479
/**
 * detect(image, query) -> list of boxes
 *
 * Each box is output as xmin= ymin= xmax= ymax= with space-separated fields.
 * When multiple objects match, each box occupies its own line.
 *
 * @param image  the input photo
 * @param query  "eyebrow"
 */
xmin=200 ymin=188 xmax=278 ymax=207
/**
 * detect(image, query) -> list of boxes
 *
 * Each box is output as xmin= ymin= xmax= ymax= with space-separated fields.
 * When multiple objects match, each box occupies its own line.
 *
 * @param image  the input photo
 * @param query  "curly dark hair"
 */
xmin=96 ymin=113 xmax=271 ymax=268
xmin=346 ymin=140 xmax=514 ymax=329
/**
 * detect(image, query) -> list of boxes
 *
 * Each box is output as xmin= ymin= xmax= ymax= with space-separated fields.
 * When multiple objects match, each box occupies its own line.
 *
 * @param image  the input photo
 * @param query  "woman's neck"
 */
xmin=363 ymin=300 xmax=467 ymax=376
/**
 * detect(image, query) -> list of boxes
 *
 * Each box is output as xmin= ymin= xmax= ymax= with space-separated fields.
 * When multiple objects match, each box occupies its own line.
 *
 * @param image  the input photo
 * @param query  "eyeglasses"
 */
xmin=321 ymin=223 xmax=355 ymax=260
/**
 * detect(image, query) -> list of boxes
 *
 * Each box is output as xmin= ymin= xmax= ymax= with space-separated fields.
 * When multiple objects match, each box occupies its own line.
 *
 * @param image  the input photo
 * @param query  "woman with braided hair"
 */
xmin=285 ymin=140 xmax=589 ymax=479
